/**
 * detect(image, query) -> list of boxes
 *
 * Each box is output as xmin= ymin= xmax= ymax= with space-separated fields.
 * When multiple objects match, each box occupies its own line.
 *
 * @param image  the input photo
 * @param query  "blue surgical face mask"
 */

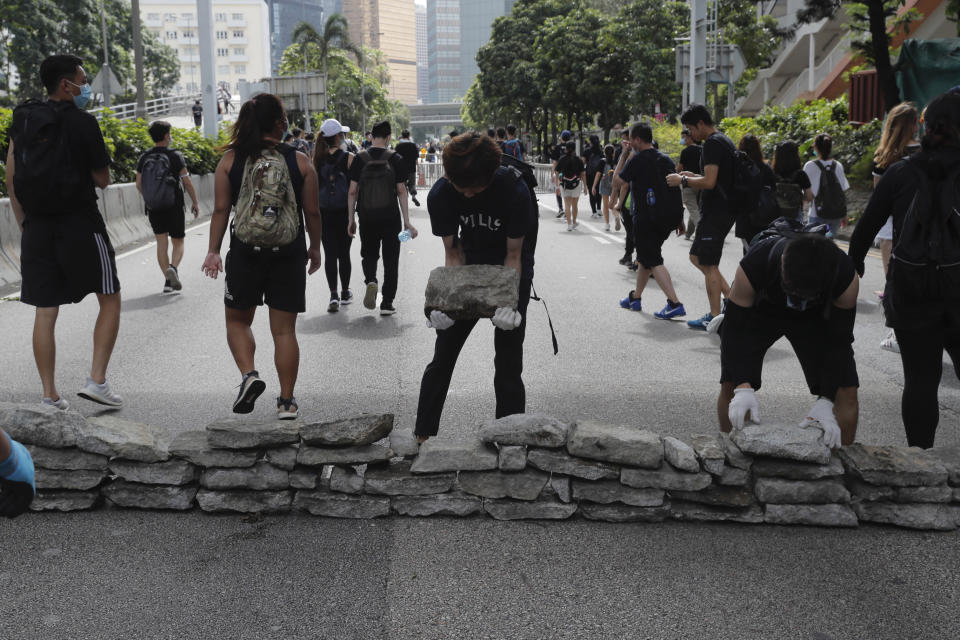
xmin=68 ymin=80 xmax=92 ymax=109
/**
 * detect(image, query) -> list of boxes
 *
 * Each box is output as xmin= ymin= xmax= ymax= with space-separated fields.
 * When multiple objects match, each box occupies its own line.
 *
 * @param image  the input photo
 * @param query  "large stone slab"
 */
xmin=620 ymin=464 xmax=712 ymax=492
xmin=670 ymin=501 xmax=764 ymax=524
xmin=852 ymin=501 xmax=959 ymax=531
xmin=102 ymin=481 xmax=197 ymax=510
xmin=717 ymin=466 xmax=751 ymax=487
xmin=25 ymin=445 xmax=108 ymax=471
xmin=751 ymin=456 xmax=844 ymax=480
xmin=263 ymin=446 xmax=298 ymax=471
xmin=689 ymin=434 xmax=726 ymax=476
xmin=35 ymin=468 xmax=105 ymax=491
xmin=754 ymin=478 xmax=851 ymax=505
xmin=498 ymin=445 xmax=528 ymax=471
xmin=196 ymin=489 xmax=292 ymax=513
xmin=29 ymin=490 xmax=99 ymax=512
xmin=662 ymin=437 xmax=700 ymax=473
xmin=329 ymin=465 xmax=364 ymax=494
xmin=548 ymin=475 xmax=572 ymax=503
xmin=732 ymin=424 xmax=831 ymax=464
xmin=566 ymin=421 xmax=663 ymax=468
xmin=391 ymin=493 xmax=483 ymax=517
xmin=669 ymin=485 xmax=755 ymax=508
xmin=297 ymin=444 xmax=393 ymax=467
xmin=718 ymin=432 xmax=753 ymax=470
xmin=389 ymin=430 xmax=420 ymax=459
xmin=764 ymin=504 xmax=858 ymax=527
xmin=205 ymin=417 xmax=300 ymax=450
xmin=840 ymin=445 xmax=949 ymax=487
xmin=479 ymin=414 xmax=571 ymax=448
xmin=579 ymin=503 xmax=671 ymax=523
xmin=571 ymin=479 xmax=665 ymax=507
xmin=78 ymin=416 xmax=169 ymax=462
xmin=364 ymin=460 xmax=455 ymax=496
xmin=109 ymin=459 xmax=198 ymax=486
xmin=847 ymin=480 xmax=953 ymax=504
xmin=200 ymin=462 xmax=289 ymax=491
xmin=409 ymin=439 xmax=498 ymax=474
xmin=921 ymin=446 xmax=960 ymax=486
xmin=424 ymin=264 xmax=519 ymax=320
xmin=168 ymin=431 xmax=259 ymax=468
xmin=294 ymin=491 xmax=391 ymax=518
xmin=0 ymin=402 xmax=84 ymax=448
xmin=289 ymin=466 xmax=320 ymax=490
xmin=300 ymin=413 xmax=394 ymax=447
xmin=484 ymin=497 xmax=578 ymax=521
xmin=458 ymin=469 xmax=549 ymax=501
xmin=527 ymin=448 xmax=619 ymax=480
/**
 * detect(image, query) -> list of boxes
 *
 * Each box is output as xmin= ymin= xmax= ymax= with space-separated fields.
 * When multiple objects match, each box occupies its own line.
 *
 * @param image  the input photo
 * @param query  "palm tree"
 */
xmin=291 ymin=13 xmax=359 ymax=78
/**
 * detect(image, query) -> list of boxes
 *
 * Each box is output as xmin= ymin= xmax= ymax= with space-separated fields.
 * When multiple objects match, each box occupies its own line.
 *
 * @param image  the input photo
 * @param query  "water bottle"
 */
xmin=398 ymin=229 xmax=412 ymax=242
xmin=646 ymin=188 xmax=656 ymax=207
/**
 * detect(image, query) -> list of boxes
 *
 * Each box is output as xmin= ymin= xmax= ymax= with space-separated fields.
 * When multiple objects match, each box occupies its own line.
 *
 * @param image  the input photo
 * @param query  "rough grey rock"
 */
xmin=484 ymin=497 xmax=578 ymax=521
xmin=754 ymin=478 xmax=851 ymax=505
xmin=102 ymin=481 xmax=197 ymax=510
xmin=671 ymin=501 xmax=764 ymax=524
xmin=571 ymin=480 xmax=665 ymax=507
xmin=566 ymin=421 xmax=663 ymax=468
xmin=329 ymin=465 xmax=365 ymax=494
xmin=689 ymin=434 xmax=726 ymax=476
xmin=718 ymin=432 xmax=753 ymax=470
xmin=362 ymin=460 xmax=455 ymax=495
xmin=293 ymin=491 xmax=391 ymax=518
xmin=0 ymin=402 xmax=84 ymax=448
xmin=579 ymin=503 xmax=671 ymax=523
xmin=921 ymin=446 xmax=960 ymax=486
xmin=852 ymin=500 xmax=959 ymax=531
xmin=840 ymin=444 xmax=949 ymax=487
xmin=389 ymin=430 xmax=421 ymax=459
xmin=167 ymin=431 xmax=259 ymax=468
xmin=200 ymin=462 xmax=289 ymax=490
xmin=29 ymin=490 xmax=99 ymax=512
xmin=409 ymin=439 xmax=498 ymax=473
xmin=196 ymin=489 xmax=292 ymax=513
xmin=620 ymin=464 xmax=712 ymax=492
xmin=289 ymin=467 xmax=320 ymax=489
xmin=424 ymin=264 xmax=519 ymax=319
xmin=263 ymin=446 xmax=298 ymax=471
xmin=458 ymin=469 xmax=549 ymax=501
xmin=25 ymin=445 xmax=108 ymax=471
xmin=205 ymin=417 xmax=300 ymax=450
xmin=297 ymin=444 xmax=393 ymax=467
xmin=300 ymin=413 xmax=394 ymax=447
xmin=669 ymin=485 xmax=755 ymax=508
xmin=847 ymin=480 xmax=953 ymax=503
xmin=764 ymin=504 xmax=858 ymax=527
xmin=662 ymin=437 xmax=700 ymax=473
xmin=391 ymin=492 xmax=483 ymax=517
xmin=751 ymin=456 xmax=844 ymax=480
xmin=479 ymin=414 xmax=571 ymax=448
xmin=498 ymin=445 xmax=528 ymax=471
xmin=955 ymin=487 xmax=960 ymax=503
xmin=35 ymin=468 xmax=105 ymax=491
xmin=527 ymin=448 xmax=619 ymax=481
xmin=717 ymin=466 xmax=751 ymax=487
xmin=108 ymin=459 xmax=198 ymax=486
xmin=78 ymin=416 xmax=169 ymax=462
xmin=732 ymin=424 xmax=831 ymax=464
xmin=549 ymin=475 xmax=572 ymax=503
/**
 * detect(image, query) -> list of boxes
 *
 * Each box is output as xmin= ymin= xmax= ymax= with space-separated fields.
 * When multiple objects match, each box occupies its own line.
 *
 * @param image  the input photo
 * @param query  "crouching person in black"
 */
xmin=718 ymin=225 xmax=860 ymax=448
xmin=415 ymin=133 xmax=537 ymax=443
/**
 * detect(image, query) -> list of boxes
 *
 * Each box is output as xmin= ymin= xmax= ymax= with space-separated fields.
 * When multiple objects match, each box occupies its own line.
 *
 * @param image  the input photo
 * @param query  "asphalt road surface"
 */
xmin=1 ymin=195 xmax=958 ymax=639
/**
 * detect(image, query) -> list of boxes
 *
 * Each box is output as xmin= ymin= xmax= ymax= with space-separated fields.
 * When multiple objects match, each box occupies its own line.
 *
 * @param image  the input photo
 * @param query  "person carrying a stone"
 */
xmin=414 ymin=133 xmax=537 ymax=443
xmin=0 ymin=428 xmax=35 ymax=517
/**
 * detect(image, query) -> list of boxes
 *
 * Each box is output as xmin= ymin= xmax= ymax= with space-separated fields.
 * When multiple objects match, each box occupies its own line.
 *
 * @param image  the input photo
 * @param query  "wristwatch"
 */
xmin=681 ymin=175 xmax=688 ymax=188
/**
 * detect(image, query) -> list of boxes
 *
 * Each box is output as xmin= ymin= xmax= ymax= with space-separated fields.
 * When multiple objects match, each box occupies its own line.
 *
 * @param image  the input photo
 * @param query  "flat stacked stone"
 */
xmin=168 ymin=431 xmax=258 ymax=468
xmin=200 ymin=461 xmax=289 ymax=491
xmin=497 ymin=445 xmax=528 ymax=471
xmin=329 ymin=465 xmax=365 ymax=494
xmin=527 ymin=448 xmax=619 ymax=481
xmin=579 ymin=503 xmax=672 ymax=523
xmin=102 ymin=481 xmax=197 ymax=510
xmin=688 ymin=434 xmax=726 ymax=476
xmin=205 ymin=417 xmax=300 ymax=449
xmin=109 ymin=459 xmax=198 ymax=486
xmin=483 ymin=496 xmax=578 ymax=521
xmin=458 ymin=469 xmax=549 ymax=500
xmin=764 ymin=504 xmax=858 ymax=527
xmin=0 ymin=402 xmax=84 ymax=448
xmin=79 ymin=416 xmax=170 ymax=462
xmin=300 ymin=413 xmax=394 ymax=447
xmin=620 ymin=463 xmax=712 ymax=492
xmin=662 ymin=437 xmax=700 ymax=473
xmin=571 ymin=479 xmax=665 ymax=507
xmin=293 ymin=490 xmax=391 ymax=518
xmin=365 ymin=460 xmax=455 ymax=496
xmin=671 ymin=502 xmax=764 ymax=524
xmin=479 ymin=413 xmax=571 ymax=448
xmin=566 ymin=421 xmax=663 ymax=468
xmin=409 ymin=439 xmax=498 ymax=473
xmin=751 ymin=456 xmax=844 ymax=480
xmin=733 ymin=424 xmax=831 ymax=465
xmin=297 ymin=444 xmax=393 ymax=467
xmin=391 ymin=492 xmax=483 ymax=517
xmin=30 ymin=490 xmax=100 ymax=512
xmin=196 ymin=489 xmax=292 ymax=513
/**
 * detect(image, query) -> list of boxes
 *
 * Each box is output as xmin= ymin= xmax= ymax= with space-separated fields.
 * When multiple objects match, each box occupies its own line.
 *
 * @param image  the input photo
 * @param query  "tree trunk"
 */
xmin=867 ymin=0 xmax=900 ymax=111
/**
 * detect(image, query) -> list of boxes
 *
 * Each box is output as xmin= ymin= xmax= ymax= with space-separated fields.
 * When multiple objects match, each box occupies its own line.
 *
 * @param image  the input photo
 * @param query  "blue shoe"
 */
xmin=619 ymin=291 xmax=642 ymax=311
xmin=687 ymin=312 xmax=714 ymax=330
xmin=654 ymin=301 xmax=686 ymax=320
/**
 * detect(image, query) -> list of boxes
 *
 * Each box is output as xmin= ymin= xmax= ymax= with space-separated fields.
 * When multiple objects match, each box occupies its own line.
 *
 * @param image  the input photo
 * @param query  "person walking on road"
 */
xmin=556 ymin=141 xmax=586 ymax=232
xmin=5 ymin=54 xmax=123 ymax=409
xmin=803 ymin=134 xmax=850 ymax=236
xmin=136 ymin=120 xmax=200 ymax=294
xmin=192 ymin=99 xmax=203 ymax=129
xmin=201 ymin=93 xmax=323 ymax=420
xmin=733 ymin=134 xmax=777 ymax=251
xmin=582 ymin=134 xmax=604 ymax=218
xmin=550 ymin=130 xmax=572 ymax=217
xmin=677 ymin=129 xmax=702 ymax=240
xmin=395 ymin=129 xmax=421 ymax=207
xmin=593 ymin=144 xmax=618 ymax=232
xmin=314 ymin=118 xmax=355 ymax=313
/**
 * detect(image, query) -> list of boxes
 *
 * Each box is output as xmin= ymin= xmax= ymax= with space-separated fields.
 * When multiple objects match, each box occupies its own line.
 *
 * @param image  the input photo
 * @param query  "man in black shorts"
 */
xmin=667 ymin=104 xmax=735 ymax=330
xmin=5 ymin=54 xmax=123 ymax=408
xmin=394 ymin=129 xmax=421 ymax=207
xmin=718 ymin=228 xmax=860 ymax=448
xmin=136 ymin=120 xmax=200 ymax=293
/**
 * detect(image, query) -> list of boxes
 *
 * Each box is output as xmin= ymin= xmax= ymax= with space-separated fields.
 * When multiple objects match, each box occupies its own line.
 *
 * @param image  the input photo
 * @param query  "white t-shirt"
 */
xmin=803 ymin=158 xmax=850 ymax=197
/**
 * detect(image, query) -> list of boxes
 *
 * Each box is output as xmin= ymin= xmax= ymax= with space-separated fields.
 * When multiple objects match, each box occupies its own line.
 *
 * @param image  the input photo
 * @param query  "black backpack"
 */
xmin=751 ymin=185 xmax=781 ymax=228
xmin=637 ymin=151 xmax=684 ymax=232
xmin=774 ymin=181 xmax=805 ymax=218
xmin=750 ymin=217 xmax=835 ymax=315
xmin=813 ymin=160 xmax=847 ymax=220
xmin=317 ymin=149 xmax=350 ymax=211
xmin=11 ymin=100 xmax=81 ymax=216
xmin=140 ymin=149 xmax=179 ymax=211
xmin=729 ymin=150 xmax=764 ymax=214
xmin=587 ymin=152 xmax=605 ymax=181
xmin=356 ymin=149 xmax=398 ymax=217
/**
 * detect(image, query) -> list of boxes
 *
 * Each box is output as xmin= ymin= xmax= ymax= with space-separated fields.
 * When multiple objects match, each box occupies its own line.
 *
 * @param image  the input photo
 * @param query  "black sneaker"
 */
xmin=555 ymin=211 xmax=565 ymax=219
xmin=165 ymin=265 xmax=182 ymax=291
xmin=411 ymin=196 xmax=421 ymax=207
xmin=340 ymin=289 xmax=354 ymax=305
xmin=162 ymin=280 xmax=173 ymax=294
xmin=233 ymin=370 xmax=266 ymax=414
xmin=618 ymin=255 xmax=632 ymax=266
xmin=380 ymin=301 xmax=396 ymax=316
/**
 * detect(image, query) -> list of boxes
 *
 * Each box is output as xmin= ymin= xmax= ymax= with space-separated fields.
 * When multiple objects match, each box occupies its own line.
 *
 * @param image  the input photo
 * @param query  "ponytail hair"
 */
xmin=311 ymin=133 xmax=341 ymax=177
xmin=220 ymin=93 xmax=286 ymax=166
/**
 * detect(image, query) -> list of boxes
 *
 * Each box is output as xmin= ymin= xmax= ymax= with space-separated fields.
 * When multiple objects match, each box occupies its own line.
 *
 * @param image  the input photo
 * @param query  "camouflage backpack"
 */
xmin=233 ymin=146 xmax=299 ymax=248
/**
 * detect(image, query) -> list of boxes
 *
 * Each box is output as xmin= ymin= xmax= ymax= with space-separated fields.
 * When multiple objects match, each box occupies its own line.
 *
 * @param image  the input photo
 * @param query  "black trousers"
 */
xmin=586 ymin=177 xmax=601 ymax=213
xmin=621 ymin=210 xmax=635 ymax=258
xmin=359 ymin=214 xmax=401 ymax=302
xmin=321 ymin=209 xmax=353 ymax=294
xmin=415 ymin=278 xmax=532 ymax=437
xmin=894 ymin=327 xmax=960 ymax=448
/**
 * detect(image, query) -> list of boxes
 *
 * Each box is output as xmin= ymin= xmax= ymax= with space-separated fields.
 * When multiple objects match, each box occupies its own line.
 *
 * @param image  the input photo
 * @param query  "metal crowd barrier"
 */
xmin=415 ymin=162 xmax=557 ymax=195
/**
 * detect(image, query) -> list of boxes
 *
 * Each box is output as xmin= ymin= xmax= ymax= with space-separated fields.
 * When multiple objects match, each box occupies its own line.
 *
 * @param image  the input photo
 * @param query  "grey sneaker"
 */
xmin=233 ymin=371 xmax=266 ymax=414
xmin=165 ymin=265 xmax=182 ymax=291
xmin=363 ymin=282 xmax=378 ymax=309
xmin=41 ymin=396 xmax=69 ymax=410
xmin=277 ymin=396 xmax=299 ymax=420
xmin=77 ymin=378 xmax=123 ymax=407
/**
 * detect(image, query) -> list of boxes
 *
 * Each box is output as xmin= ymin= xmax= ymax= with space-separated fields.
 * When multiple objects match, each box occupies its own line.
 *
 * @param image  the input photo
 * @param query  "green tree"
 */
xmin=291 ymin=13 xmax=358 ymax=78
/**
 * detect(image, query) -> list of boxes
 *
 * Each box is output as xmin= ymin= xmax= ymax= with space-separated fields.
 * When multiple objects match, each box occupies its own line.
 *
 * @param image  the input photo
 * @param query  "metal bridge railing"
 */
xmin=88 ymin=93 xmax=203 ymax=121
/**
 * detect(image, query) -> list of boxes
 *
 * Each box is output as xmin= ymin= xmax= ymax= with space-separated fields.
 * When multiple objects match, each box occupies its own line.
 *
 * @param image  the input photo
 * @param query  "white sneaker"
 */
xmin=42 ymin=396 xmax=69 ymax=410
xmin=880 ymin=330 xmax=900 ymax=353
xmin=567 ymin=225 xmax=573 ymax=232
xmin=705 ymin=313 xmax=725 ymax=335
xmin=77 ymin=378 xmax=123 ymax=407
xmin=573 ymin=221 xmax=579 ymax=229
xmin=605 ymin=224 xmax=611 ymax=232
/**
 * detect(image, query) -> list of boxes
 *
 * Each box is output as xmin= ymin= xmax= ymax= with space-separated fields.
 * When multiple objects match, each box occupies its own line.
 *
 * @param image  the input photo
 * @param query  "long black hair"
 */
xmin=221 ymin=93 xmax=286 ymax=167
xmin=772 ymin=140 xmax=802 ymax=178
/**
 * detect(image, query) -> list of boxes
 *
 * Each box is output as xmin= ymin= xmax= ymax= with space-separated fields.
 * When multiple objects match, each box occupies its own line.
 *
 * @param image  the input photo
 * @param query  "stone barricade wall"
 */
xmin=0 ymin=175 xmax=215 ymax=292
xmin=3 ymin=402 xmax=959 ymax=530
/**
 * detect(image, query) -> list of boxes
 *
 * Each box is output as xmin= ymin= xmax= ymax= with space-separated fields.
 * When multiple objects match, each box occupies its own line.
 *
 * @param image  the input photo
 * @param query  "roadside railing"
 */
xmin=415 ymin=162 xmax=557 ymax=195
xmin=88 ymin=93 xmax=203 ymax=121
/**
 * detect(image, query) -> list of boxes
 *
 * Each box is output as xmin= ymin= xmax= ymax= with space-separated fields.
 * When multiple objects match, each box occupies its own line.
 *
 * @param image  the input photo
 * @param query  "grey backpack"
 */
xmin=141 ymin=150 xmax=178 ymax=210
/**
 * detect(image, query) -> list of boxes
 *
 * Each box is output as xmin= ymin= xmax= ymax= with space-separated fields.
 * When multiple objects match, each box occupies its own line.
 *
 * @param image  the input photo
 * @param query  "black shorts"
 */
xmin=20 ymin=214 xmax=120 ymax=307
xmin=147 ymin=205 xmax=185 ymax=239
xmin=633 ymin=214 xmax=672 ymax=270
xmin=690 ymin=210 xmax=735 ymax=266
xmin=224 ymin=245 xmax=307 ymax=313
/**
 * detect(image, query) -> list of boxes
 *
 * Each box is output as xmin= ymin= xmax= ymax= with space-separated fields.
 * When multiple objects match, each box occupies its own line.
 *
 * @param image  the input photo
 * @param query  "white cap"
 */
xmin=319 ymin=118 xmax=348 ymax=137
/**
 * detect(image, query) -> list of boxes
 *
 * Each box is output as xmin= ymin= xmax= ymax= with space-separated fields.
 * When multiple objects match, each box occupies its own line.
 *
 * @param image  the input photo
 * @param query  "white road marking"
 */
xmin=577 ymin=220 xmax=622 ymax=242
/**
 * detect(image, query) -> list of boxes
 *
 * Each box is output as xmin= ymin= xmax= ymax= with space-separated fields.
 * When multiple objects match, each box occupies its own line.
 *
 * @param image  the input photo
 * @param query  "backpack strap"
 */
xmin=277 ymin=142 xmax=304 ymax=211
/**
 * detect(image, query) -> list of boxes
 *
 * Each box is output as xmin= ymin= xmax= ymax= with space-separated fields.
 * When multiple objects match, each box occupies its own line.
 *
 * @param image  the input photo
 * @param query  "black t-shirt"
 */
xmin=556 ymin=155 xmax=584 ymax=180
xmin=700 ymin=132 xmax=736 ymax=217
xmin=619 ymin=148 xmax=673 ymax=220
xmin=137 ymin=147 xmax=187 ymax=211
xmin=735 ymin=162 xmax=777 ymax=240
xmin=394 ymin=140 xmax=419 ymax=178
xmin=348 ymin=147 xmax=405 ymax=185
xmin=549 ymin=144 xmax=563 ymax=163
xmin=678 ymin=144 xmax=702 ymax=174
xmin=428 ymin=166 xmax=535 ymax=279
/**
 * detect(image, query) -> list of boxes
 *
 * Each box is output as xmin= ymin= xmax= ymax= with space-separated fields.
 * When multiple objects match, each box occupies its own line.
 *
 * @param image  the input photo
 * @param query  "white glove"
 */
xmin=728 ymin=387 xmax=760 ymax=430
xmin=426 ymin=310 xmax=455 ymax=330
xmin=491 ymin=307 xmax=522 ymax=330
xmin=802 ymin=397 xmax=841 ymax=449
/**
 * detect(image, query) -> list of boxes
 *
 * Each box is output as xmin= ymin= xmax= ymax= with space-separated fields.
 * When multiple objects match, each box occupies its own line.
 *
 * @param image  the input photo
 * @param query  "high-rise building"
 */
xmin=267 ymin=0 xmax=324 ymax=76
xmin=342 ymin=0 xmax=418 ymax=104
xmin=141 ymin=0 xmax=271 ymax=95
xmin=415 ymin=4 xmax=428 ymax=104
xmin=458 ymin=0 xmax=515 ymax=96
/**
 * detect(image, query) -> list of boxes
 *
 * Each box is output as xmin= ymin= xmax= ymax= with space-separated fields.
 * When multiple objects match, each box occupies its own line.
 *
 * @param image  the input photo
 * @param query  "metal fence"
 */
xmin=88 ymin=93 xmax=202 ymax=121
xmin=415 ymin=162 xmax=557 ymax=195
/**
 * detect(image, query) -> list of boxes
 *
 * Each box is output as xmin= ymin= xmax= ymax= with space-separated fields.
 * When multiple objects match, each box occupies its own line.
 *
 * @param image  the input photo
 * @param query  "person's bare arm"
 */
xmin=181 ymin=169 xmax=200 ymax=216
xmin=668 ymin=164 xmax=716 ymax=190
xmin=91 ymin=166 xmax=110 ymax=190
xmin=803 ymin=187 xmax=814 ymax=203
xmin=298 ymin=154 xmax=323 ymax=275
xmin=347 ymin=180 xmax=359 ymax=237
xmin=136 ymin=172 xmax=143 ymax=193
xmin=397 ymin=181 xmax=416 ymax=238
xmin=442 ymin=234 xmax=466 ymax=266
xmin=504 ymin=236 xmax=523 ymax=276
xmin=201 ymin=152 xmax=234 ymax=278
xmin=5 ymin=141 xmax=24 ymax=229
